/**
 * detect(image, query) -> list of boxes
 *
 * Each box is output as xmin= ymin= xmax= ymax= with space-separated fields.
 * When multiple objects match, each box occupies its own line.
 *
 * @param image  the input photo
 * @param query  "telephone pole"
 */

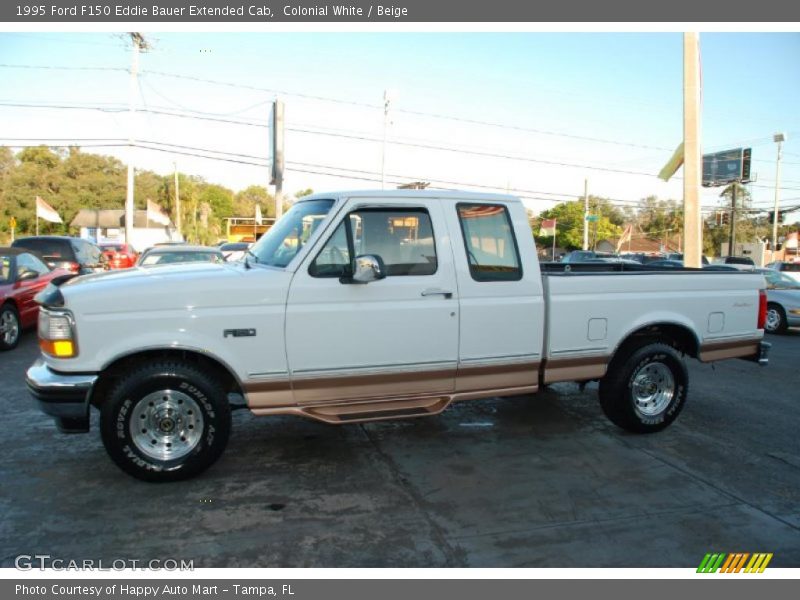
xmin=682 ymin=33 xmax=703 ymax=268
xmin=125 ymin=33 xmax=149 ymax=246
xmin=381 ymin=90 xmax=394 ymax=190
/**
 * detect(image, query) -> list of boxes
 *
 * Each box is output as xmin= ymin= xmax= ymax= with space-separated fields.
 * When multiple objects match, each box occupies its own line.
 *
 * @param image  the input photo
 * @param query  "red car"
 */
xmin=0 ymin=247 xmax=68 ymax=351
xmin=99 ymin=242 xmax=138 ymax=269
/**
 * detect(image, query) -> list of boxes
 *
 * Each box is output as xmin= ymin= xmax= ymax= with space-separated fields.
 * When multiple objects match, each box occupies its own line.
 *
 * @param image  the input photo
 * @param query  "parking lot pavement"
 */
xmin=1 ymin=329 xmax=799 ymax=568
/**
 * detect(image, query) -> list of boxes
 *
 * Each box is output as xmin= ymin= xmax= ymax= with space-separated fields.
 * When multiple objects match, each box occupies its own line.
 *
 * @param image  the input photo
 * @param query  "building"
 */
xmin=70 ymin=209 xmax=182 ymax=252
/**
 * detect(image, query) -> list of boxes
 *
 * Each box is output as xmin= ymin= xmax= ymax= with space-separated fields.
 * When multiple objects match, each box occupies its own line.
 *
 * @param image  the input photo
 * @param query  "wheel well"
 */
xmin=90 ymin=349 xmax=243 ymax=407
xmin=611 ymin=323 xmax=699 ymax=367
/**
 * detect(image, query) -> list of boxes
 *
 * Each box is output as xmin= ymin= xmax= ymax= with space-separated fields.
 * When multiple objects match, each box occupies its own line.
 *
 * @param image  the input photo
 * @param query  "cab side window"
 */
xmin=456 ymin=203 xmax=522 ymax=281
xmin=310 ymin=208 xmax=437 ymax=278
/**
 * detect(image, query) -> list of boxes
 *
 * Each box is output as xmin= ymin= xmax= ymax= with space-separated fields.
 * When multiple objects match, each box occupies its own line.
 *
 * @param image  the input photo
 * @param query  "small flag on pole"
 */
xmin=538 ymin=218 xmax=557 ymax=237
xmin=616 ymin=224 xmax=634 ymax=252
xmin=35 ymin=196 xmax=62 ymax=224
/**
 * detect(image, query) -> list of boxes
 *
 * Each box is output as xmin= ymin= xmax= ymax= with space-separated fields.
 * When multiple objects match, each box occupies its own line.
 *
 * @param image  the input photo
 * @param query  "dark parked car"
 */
xmin=716 ymin=256 xmax=756 ymax=270
xmin=560 ymin=250 xmax=618 ymax=263
xmin=0 ymin=247 xmax=68 ymax=350
xmin=11 ymin=236 xmax=105 ymax=275
xmin=136 ymin=245 xmax=225 ymax=267
xmin=647 ymin=259 xmax=738 ymax=271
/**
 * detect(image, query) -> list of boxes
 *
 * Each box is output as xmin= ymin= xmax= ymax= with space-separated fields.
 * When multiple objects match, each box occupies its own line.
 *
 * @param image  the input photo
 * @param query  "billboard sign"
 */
xmin=702 ymin=147 xmax=752 ymax=187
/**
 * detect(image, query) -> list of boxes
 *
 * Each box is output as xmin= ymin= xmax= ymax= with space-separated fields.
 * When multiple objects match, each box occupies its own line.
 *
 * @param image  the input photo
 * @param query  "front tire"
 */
xmin=0 ymin=303 xmax=21 ymax=351
xmin=599 ymin=342 xmax=688 ymax=433
xmin=765 ymin=303 xmax=788 ymax=334
xmin=100 ymin=360 xmax=231 ymax=482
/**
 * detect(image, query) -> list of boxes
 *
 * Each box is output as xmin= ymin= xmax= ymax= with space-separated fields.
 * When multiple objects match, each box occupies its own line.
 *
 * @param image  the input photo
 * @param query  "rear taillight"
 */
xmin=757 ymin=289 xmax=767 ymax=330
xmin=67 ymin=262 xmax=80 ymax=273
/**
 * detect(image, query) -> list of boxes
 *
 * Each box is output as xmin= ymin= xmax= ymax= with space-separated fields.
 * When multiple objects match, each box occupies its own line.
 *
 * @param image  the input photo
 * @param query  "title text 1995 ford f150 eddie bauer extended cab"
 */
xmin=26 ymin=191 xmax=770 ymax=481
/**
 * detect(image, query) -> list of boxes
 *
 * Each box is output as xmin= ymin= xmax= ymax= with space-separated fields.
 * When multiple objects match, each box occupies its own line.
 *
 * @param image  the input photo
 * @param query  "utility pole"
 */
xmin=270 ymin=100 xmax=285 ymax=221
xmin=682 ymin=32 xmax=703 ymax=268
xmin=582 ymin=179 xmax=589 ymax=251
xmin=173 ymin=161 xmax=181 ymax=236
xmin=381 ymin=90 xmax=393 ymax=190
xmin=125 ymin=33 xmax=148 ymax=247
xmin=728 ymin=184 xmax=737 ymax=257
xmin=771 ymin=133 xmax=786 ymax=258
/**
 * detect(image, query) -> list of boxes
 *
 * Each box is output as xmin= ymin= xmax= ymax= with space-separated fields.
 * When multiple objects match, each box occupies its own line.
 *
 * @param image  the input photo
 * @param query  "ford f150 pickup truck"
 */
xmin=26 ymin=191 xmax=770 ymax=481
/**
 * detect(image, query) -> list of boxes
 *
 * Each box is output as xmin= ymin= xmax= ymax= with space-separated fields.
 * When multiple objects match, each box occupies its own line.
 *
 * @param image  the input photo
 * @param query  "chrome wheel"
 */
xmin=129 ymin=390 xmax=204 ymax=461
xmin=632 ymin=361 xmax=675 ymax=416
xmin=1 ymin=309 xmax=19 ymax=346
xmin=765 ymin=307 xmax=782 ymax=332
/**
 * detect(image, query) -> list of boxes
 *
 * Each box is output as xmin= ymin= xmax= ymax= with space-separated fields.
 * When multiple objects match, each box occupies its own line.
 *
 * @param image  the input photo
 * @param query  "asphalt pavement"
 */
xmin=1 ymin=327 xmax=799 ymax=568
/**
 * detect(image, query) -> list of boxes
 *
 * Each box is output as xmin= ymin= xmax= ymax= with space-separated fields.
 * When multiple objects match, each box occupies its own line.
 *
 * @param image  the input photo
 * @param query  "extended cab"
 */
xmin=26 ymin=191 xmax=770 ymax=481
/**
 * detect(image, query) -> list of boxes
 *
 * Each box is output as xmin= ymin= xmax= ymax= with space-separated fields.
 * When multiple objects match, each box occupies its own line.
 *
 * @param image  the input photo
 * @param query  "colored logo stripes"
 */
xmin=697 ymin=553 xmax=773 ymax=573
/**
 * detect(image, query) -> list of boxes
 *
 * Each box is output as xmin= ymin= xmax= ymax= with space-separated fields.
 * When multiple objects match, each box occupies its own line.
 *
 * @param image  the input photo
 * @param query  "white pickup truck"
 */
xmin=26 ymin=191 xmax=770 ymax=481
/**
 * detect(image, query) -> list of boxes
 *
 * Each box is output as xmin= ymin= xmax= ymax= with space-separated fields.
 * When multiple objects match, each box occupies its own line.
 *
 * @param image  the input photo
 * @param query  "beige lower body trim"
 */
xmin=542 ymin=355 xmax=608 ymax=384
xmin=244 ymin=361 xmax=540 ymax=424
xmin=698 ymin=338 xmax=760 ymax=362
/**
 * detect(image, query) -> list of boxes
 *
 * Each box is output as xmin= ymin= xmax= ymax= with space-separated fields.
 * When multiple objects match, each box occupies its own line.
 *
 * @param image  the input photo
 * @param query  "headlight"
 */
xmin=38 ymin=309 xmax=78 ymax=358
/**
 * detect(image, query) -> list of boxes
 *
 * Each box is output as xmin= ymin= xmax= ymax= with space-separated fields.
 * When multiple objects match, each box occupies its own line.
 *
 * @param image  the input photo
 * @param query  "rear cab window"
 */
xmin=456 ymin=203 xmax=522 ymax=281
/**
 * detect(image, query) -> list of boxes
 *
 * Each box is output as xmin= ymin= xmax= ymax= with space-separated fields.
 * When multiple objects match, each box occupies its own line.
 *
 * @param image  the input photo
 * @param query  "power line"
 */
xmin=5 ymin=137 xmax=800 ymax=214
xmin=0 ymin=63 xmax=127 ymax=73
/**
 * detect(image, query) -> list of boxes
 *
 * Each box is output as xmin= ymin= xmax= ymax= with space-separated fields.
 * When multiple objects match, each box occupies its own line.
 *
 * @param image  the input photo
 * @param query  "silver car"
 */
xmin=759 ymin=268 xmax=800 ymax=334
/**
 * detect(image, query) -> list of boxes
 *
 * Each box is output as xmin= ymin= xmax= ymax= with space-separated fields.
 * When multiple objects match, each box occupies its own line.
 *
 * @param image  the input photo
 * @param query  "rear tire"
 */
xmin=0 ymin=303 xmax=21 ymax=351
xmin=599 ymin=342 xmax=688 ymax=433
xmin=100 ymin=360 xmax=231 ymax=482
xmin=765 ymin=303 xmax=788 ymax=334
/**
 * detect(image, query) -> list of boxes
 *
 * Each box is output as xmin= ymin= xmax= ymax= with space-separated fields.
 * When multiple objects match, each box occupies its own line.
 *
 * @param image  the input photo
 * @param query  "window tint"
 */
xmin=310 ymin=208 xmax=437 ymax=278
xmin=783 ymin=262 xmax=800 ymax=272
xmin=16 ymin=252 xmax=51 ymax=276
xmin=456 ymin=203 xmax=522 ymax=281
xmin=13 ymin=238 xmax=75 ymax=260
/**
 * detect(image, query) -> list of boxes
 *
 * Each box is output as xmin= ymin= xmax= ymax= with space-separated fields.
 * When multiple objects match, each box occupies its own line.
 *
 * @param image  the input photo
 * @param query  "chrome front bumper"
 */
xmin=26 ymin=358 xmax=98 ymax=433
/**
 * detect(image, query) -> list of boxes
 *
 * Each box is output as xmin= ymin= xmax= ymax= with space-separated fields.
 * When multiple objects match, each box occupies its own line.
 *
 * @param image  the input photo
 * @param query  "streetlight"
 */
xmin=771 ymin=132 xmax=786 ymax=257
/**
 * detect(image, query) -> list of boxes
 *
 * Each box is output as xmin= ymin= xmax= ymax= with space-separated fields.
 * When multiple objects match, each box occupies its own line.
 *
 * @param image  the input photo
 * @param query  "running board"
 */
xmin=302 ymin=395 xmax=451 ymax=424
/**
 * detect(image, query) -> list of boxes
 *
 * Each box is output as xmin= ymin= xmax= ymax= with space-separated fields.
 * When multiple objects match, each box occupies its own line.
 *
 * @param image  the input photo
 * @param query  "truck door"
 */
xmin=285 ymin=200 xmax=459 ymax=404
xmin=446 ymin=201 xmax=545 ymax=394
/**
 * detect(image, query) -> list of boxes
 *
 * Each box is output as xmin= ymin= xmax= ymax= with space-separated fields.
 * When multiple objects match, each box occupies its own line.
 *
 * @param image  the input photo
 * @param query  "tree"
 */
xmin=537 ymin=198 xmax=622 ymax=250
xmin=234 ymin=185 xmax=273 ymax=217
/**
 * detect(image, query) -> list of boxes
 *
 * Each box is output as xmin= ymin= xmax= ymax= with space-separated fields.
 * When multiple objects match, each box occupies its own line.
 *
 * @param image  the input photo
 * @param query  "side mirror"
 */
xmin=17 ymin=269 xmax=39 ymax=282
xmin=343 ymin=254 xmax=386 ymax=284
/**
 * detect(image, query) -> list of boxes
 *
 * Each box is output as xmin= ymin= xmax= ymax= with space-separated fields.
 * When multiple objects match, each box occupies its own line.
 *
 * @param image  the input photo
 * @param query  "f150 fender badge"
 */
xmin=224 ymin=329 xmax=257 ymax=338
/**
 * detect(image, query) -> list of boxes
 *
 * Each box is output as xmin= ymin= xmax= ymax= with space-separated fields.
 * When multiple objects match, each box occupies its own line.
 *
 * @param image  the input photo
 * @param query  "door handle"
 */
xmin=421 ymin=288 xmax=453 ymax=299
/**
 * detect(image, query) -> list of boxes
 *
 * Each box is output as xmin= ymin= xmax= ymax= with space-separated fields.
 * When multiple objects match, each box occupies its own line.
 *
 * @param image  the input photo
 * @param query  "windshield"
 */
xmin=249 ymin=199 xmax=335 ymax=267
xmin=763 ymin=269 xmax=800 ymax=289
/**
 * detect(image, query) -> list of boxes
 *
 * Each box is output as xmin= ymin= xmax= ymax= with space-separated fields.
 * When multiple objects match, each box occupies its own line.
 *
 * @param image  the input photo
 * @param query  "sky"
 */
xmin=1 ymin=31 xmax=799 ymax=219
